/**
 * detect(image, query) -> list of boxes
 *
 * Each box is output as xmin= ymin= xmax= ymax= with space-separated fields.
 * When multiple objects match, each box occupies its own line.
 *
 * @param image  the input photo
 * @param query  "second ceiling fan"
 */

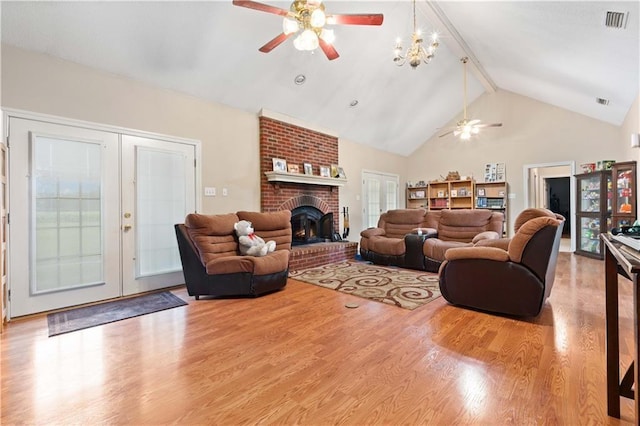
xmin=232 ymin=0 xmax=383 ymax=60
xmin=439 ymin=57 xmax=503 ymax=139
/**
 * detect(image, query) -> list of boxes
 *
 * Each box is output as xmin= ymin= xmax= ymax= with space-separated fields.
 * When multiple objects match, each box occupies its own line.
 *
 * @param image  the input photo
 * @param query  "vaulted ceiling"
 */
xmin=2 ymin=1 xmax=639 ymax=156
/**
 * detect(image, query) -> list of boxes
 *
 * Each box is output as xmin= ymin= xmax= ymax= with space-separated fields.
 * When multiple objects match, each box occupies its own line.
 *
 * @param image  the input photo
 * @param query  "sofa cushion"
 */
xmin=378 ymin=208 xmax=427 ymax=239
xmin=370 ymin=236 xmax=406 ymax=256
xmin=185 ymin=213 xmax=240 ymax=265
xmin=249 ymin=250 xmax=291 ymax=275
xmin=423 ymin=238 xmax=472 ymax=260
xmin=205 ymin=249 xmax=290 ymax=275
xmin=420 ymin=211 xmax=441 ymax=229
xmin=438 ymin=210 xmax=503 ymax=242
xmin=237 ymin=210 xmax=292 ymax=250
xmin=206 ymin=255 xmax=254 ymax=274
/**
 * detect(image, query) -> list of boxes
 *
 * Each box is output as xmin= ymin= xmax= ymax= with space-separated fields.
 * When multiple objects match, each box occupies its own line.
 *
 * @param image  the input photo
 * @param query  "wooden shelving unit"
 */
xmin=475 ymin=181 xmax=508 ymax=235
xmin=428 ymin=181 xmax=450 ymax=210
xmin=426 ymin=179 xmax=475 ymax=210
xmin=406 ymin=179 xmax=507 ymax=227
xmin=406 ymin=185 xmax=429 ymax=209
xmin=449 ymin=180 xmax=475 ymax=209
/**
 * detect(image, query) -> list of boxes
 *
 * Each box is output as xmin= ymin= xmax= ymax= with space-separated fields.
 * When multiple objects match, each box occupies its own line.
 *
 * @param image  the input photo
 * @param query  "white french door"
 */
xmin=362 ymin=171 xmax=399 ymax=228
xmin=8 ymin=117 xmax=197 ymax=317
xmin=121 ymin=135 xmax=195 ymax=295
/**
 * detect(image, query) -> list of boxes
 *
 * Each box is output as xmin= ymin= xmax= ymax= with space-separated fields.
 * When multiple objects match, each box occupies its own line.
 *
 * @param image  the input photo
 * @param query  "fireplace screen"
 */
xmin=290 ymin=206 xmax=334 ymax=245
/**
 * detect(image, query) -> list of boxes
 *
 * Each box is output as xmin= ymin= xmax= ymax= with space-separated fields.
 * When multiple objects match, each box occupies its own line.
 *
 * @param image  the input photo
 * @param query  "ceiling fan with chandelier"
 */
xmin=439 ymin=57 xmax=502 ymax=139
xmin=232 ymin=0 xmax=383 ymax=60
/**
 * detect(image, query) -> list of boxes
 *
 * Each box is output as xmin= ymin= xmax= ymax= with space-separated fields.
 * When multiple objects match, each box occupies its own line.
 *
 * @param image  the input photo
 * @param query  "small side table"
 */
xmin=404 ymin=231 xmax=435 ymax=270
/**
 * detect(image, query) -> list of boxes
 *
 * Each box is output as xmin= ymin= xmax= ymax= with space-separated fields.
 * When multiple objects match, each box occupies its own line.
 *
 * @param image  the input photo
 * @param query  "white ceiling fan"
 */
xmin=439 ymin=57 xmax=502 ymax=139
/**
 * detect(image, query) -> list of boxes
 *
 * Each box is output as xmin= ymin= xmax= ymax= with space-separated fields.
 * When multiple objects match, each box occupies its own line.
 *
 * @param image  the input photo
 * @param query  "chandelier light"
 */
xmin=393 ymin=0 xmax=439 ymax=69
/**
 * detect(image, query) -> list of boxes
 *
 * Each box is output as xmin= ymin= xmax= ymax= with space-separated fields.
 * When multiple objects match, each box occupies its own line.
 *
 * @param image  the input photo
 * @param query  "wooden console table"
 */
xmin=602 ymin=233 xmax=640 ymax=425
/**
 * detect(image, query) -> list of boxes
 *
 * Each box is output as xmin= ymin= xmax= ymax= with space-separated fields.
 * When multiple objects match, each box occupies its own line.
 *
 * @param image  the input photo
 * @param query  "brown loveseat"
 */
xmin=175 ymin=210 xmax=292 ymax=299
xmin=359 ymin=208 xmax=504 ymax=272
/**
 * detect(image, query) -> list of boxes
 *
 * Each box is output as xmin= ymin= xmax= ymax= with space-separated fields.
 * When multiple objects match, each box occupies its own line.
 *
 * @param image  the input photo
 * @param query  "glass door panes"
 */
xmin=32 ymin=136 xmax=103 ymax=293
xmin=362 ymin=171 xmax=399 ymax=229
xmin=575 ymin=170 xmax=611 ymax=259
xmin=615 ymin=168 xmax=634 ymax=215
xmin=579 ymin=174 xmax=602 ymax=213
xmin=136 ymin=147 xmax=186 ymax=277
xmin=579 ymin=217 xmax=601 ymax=255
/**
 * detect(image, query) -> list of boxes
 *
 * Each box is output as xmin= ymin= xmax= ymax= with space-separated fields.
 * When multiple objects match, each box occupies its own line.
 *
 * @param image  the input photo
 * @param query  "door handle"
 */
xmin=123 ymin=224 xmax=132 ymax=231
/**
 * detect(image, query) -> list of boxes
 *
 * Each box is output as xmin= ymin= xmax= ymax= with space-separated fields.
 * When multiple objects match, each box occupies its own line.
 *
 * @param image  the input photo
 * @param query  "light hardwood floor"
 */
xmin=1 ymin=253 xmax=635 ymax=425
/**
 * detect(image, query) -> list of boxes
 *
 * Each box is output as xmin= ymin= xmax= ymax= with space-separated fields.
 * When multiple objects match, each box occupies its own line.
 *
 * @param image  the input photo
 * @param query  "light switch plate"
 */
xmin=204 ymin=187 xmax=216 ymax=197
xmin=222 ymin=188 xmax=228 ymax=196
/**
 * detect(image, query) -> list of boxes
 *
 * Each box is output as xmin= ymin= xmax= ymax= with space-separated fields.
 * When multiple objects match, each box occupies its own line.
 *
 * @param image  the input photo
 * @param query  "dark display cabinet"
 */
xmin=575 ymin=170 xmax=612 ymax=259
xmin=611 ymin=161 xmax=637 ymax=228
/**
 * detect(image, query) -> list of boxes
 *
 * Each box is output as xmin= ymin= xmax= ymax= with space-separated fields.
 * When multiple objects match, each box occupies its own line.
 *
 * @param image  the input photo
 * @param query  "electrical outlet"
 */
xmin=222 ymin=188 xmax=228 ymax=196
xmin=204 ymin=187 xmax=216 ymax=197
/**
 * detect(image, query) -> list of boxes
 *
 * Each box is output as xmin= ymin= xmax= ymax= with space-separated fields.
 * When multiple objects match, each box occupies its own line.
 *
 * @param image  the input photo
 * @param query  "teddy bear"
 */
xmin=234 ymin=220 xmax=276 ymax=257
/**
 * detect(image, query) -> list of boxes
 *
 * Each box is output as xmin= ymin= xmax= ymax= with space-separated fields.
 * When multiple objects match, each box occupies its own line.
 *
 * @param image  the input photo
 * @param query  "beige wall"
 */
xmin=621 ymin=93 xmax=640 ymax=161
xmin=2 ymin=45 xmax=262 ymax=214
xmin=407 ymin=89 xmax=625 ymax=233
xmin=1 ymin=45 xmax=405 ymax=239
xmin=338 ymin=138 xmax=407 ymax=239
xmin=3 ymin=45 xmax=638 ymax=240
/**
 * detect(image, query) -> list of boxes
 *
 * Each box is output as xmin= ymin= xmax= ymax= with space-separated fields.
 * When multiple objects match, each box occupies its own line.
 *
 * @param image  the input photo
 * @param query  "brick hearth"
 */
xmin=289 ymin=242 xmax=358 ymax=272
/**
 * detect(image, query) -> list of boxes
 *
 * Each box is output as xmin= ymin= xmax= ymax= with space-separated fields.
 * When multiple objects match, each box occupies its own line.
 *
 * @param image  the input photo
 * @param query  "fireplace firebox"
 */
xmin=291 ymin=206 xmax=335 ymax=246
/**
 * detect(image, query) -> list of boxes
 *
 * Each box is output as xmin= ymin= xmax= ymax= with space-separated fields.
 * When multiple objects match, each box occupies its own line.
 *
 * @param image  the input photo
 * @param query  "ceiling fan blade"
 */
xmin=232 ymin=0 xmax=289 ymax=17
xmin=318 ymin=38 xmax=339 ymax=60
xmin=474 ymin=123 xmax=503 ymax=129
xmin=259 ymin=33 xmax=292 ymax=53
xmin=439 ymin=130 xmax=455 ymax=138
xmin=467 ymin=119 xmax=481 ymax=126
xmin=328 ymin=13 xmax=384 ymax=26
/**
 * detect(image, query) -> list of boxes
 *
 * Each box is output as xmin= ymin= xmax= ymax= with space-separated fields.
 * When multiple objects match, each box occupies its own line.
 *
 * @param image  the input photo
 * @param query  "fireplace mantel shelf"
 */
xmin=265 ymin=171 xmax=347 ymax=187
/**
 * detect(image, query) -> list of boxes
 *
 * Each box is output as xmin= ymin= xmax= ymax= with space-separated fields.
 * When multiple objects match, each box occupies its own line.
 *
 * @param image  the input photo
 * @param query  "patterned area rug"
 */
xmin=47 ymin=291 xmax=187 ymax=337
xmin=289 ymin=261 xmax=441 ymax=310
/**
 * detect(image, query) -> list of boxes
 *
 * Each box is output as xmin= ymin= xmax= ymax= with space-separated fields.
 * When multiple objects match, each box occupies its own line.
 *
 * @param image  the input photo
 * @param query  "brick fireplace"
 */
xmin=259 ymin=112 xmax=357 ymax=270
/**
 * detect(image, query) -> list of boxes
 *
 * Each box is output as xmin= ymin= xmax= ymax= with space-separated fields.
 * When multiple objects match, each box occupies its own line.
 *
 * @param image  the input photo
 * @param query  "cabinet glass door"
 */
xmin=579 ymin=175 xmax=602 ymax=214
xmin=615 ymin=169 xmax=634 ymax=214
xmin=579 ymin=217 xmax=601 ymax=255
xmin=612 ymin=161 xmax=636 ymax=225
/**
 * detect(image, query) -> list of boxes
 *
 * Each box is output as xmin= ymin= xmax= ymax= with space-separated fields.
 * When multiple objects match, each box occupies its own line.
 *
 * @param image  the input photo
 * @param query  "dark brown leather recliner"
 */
xmin=175 ymin=210 xmax=291 ymax=299
xmin=438 ymin=212 xmax=565 ymax=317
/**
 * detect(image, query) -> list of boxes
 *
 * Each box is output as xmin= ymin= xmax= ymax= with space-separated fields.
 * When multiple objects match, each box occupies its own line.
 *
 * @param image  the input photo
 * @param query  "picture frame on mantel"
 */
xmin=272 ymin=158 xmax=287 ymax=172
xmin=288 ymin=164 xmax=300 ymax=174
xmin=330 ymin=164 xmax=339 ymax=178
xmin=337 ymin=166 xmax=346 ymax=179
xmin=320 ymin=166 xmax=330 ymax=178
xmin=303 ymin=163 xmax=313 ymax=175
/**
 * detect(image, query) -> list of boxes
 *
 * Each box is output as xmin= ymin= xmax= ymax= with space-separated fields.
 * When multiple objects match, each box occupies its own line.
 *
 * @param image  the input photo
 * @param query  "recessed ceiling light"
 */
xmin=349 ymin=100 xmax=359 ymax=107
xmin=294 ymin=74 xmax=306 ymax=85
xmin=596 ymin=97 xmax=610 ymax=106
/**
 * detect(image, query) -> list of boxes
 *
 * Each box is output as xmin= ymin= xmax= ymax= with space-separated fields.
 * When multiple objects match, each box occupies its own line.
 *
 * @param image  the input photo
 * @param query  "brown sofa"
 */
xmin=175 ymin=210 xmax=292 ymax=299
xmin=359 ymin=208 xmax=504 ymax=272
xmin=438 ymin=211 xmax=565 ymax=317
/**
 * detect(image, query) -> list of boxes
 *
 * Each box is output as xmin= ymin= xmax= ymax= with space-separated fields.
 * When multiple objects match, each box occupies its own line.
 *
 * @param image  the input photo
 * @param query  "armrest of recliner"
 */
xmin=444 ymin=246 xmax=510 ymax=262
xmin=361 ymin=227 xmax=386 ymax=238
xmin=475 ymin=238 xmax=511 ymax=250
xmin=472 ymin=231 xmax=501 ymax=244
